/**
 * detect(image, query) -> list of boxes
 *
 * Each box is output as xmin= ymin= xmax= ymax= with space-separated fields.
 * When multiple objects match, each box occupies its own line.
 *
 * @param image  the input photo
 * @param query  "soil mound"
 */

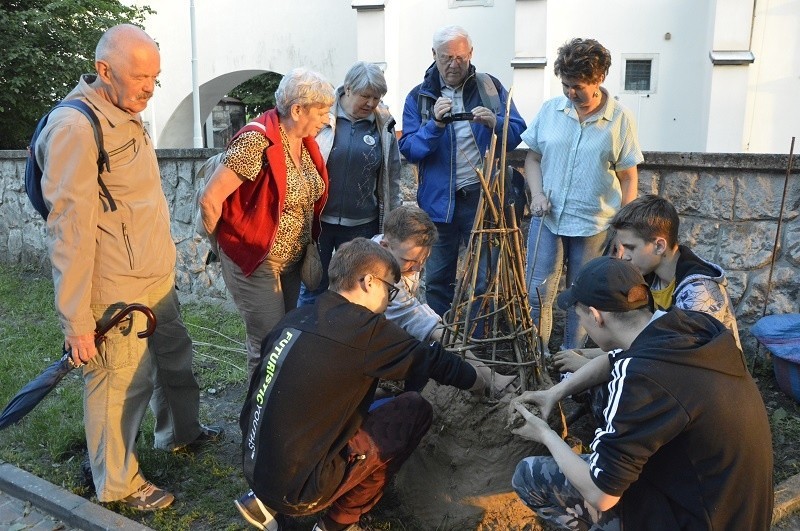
xmin=395 ymin=382 xmax=550 ymax=529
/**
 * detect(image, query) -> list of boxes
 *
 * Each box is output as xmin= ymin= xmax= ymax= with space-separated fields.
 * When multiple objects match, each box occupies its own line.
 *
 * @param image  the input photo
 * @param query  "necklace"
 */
xmin=279 ymin=124 xmax=302 ymax=169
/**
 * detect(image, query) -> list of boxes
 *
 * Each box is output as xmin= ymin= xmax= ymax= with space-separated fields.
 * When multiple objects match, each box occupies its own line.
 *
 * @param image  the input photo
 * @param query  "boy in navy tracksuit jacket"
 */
xmin=510 ymin=257 xmax=773 ymax=531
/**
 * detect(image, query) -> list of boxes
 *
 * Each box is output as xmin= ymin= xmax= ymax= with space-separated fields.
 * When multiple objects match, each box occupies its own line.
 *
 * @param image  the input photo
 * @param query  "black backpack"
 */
xmin=25 ymin=100 xmax=116 ymax=220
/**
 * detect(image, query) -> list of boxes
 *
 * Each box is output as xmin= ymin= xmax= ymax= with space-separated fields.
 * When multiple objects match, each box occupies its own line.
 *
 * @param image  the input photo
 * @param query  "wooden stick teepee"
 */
xmin=440 ymin=90 xmax=551 ymax=393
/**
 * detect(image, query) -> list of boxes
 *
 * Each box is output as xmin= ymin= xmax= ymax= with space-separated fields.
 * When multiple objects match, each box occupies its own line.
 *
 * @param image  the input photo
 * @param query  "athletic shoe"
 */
xmin=120 ymin=481 xmax=174 ymax=511
xmin=312 ymin=520 xmax=363 ymax=531
xmin=234 ymin=490 xmax=282 ymax=530
xmin=173 ymin=424 xmax=224 ymax=452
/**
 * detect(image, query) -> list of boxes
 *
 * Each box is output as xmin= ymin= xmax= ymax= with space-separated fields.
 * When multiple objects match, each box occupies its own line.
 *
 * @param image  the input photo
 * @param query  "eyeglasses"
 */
xmin=369 ymin=275 xmax=399 ymax=301
xmin=436 ymin=53 xmax=470 ymax=66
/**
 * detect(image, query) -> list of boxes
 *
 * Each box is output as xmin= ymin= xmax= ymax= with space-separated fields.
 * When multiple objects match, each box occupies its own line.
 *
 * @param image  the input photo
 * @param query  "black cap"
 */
xmin=557 ymin=256 xmax=651 ymax=312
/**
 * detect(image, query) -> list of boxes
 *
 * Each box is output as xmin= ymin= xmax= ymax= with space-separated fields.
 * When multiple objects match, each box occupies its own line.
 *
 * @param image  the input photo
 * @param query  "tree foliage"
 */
xmin=0 ymin=1 xmax=153 ymax=149
xmin=228 ymin=72 xmax=282 ymax=121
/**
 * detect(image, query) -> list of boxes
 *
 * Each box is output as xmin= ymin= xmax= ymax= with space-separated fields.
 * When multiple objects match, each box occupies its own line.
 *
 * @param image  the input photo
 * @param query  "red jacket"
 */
xmin=216 ymin=109 xmax=328 ymax=276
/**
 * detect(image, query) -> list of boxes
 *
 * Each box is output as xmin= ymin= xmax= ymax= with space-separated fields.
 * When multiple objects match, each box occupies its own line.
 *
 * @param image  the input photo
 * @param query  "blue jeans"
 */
xmin=513 ymin=455 xmax=621 ymax=530
xmin=297 ymin=220 xmax=379 ymax=306
xmin=525 ymin=218 xmax=607 ymax=350
xmin=425 ymin=184 xmax=489 ymax=318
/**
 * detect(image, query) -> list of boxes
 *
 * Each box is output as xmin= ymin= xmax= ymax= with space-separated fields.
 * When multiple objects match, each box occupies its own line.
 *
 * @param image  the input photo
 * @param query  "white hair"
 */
xmin=343 ymin=62 xmax=387 ymax=96
xmin=432 ymin=25 xmax=472 ymax=51
xmin=274 ymin=68 xmax=335 ymax=117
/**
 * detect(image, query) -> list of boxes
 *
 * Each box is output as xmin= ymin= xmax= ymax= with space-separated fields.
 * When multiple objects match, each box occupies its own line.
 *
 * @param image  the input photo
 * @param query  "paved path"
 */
xmin=0 ymin=460 xmax=151 ymax=531
xmin=0 ymin=489 xmax=79 ymax=531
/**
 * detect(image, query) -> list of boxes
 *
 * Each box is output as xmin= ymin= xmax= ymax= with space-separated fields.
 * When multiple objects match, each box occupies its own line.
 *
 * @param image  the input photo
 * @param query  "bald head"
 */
xmin=93 ymin=24 xmax=160 ymax=115
xmin=95 ymin=24 xmax=158 ymax=63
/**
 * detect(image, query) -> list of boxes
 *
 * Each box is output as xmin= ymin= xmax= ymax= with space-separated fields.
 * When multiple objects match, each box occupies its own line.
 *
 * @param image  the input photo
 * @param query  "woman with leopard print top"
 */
xmin=199 ymin=68 xmax=335 ymax=377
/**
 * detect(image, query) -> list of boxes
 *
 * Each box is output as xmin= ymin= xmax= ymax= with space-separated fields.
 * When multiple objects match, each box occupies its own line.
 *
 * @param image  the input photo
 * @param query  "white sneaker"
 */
xmin=234 ymin=490 xmax=281 ymax=531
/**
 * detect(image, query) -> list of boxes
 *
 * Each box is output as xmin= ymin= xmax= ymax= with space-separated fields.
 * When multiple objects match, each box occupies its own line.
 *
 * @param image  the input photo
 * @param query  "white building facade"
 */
xmin=140 ymin=0 xmax=800 ymax=154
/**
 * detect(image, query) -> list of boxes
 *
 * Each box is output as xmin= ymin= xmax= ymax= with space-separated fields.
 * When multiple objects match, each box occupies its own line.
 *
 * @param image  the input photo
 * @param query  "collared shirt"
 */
xmin=440 ymin=77 xmax=481 ymax=190
xmin=371 ymin=234 xmax=440 ymax=341
xmin=320 ymin=98 xmax=381 ymax=226
xmin=521 ymin=88 xmax=643 ymax=237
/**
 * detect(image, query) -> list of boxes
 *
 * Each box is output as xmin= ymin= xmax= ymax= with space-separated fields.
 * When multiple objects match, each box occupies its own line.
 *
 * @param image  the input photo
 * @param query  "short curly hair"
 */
xmin=553 ymin=38 xmax=611 ymax=84
xmin=274 ymin=67 xmax=335 ymax=117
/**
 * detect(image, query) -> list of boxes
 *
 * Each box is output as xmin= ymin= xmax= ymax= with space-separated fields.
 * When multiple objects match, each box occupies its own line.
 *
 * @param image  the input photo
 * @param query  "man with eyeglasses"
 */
xmin=235 ymin=238 xmax=487 ymax=531
xmin=371 ymin=205 xmax=438 ymax=342
xmin=399 ymin=25 xmax=526 ymax=319
xmin=372 ymin=205 xmax=517 ymax=394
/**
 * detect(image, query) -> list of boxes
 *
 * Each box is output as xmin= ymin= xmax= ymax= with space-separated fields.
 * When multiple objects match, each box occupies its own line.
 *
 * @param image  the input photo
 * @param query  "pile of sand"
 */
xmin=395 ymin=382 xmax=552 ymax=529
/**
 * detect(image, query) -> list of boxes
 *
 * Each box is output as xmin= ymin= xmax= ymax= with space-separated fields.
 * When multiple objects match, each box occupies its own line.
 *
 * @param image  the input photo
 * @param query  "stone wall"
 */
xmin=1 ymin=149 xmax=797 ymax=351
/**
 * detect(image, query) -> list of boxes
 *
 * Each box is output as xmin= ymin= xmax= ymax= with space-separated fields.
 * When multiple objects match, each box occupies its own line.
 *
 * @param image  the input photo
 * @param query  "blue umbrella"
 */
xmin=0 ymin=303 xmax=156 ymax=430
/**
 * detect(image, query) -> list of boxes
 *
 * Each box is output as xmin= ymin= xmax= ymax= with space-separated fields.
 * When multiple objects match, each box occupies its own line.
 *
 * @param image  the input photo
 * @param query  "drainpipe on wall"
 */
xmin=190 ymin=0 xmax=203 ymax=148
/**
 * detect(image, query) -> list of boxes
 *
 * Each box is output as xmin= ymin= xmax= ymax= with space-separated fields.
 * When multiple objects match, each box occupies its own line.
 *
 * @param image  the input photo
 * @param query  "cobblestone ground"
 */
xmin=0 ymin=490 xmax=79 ymax=531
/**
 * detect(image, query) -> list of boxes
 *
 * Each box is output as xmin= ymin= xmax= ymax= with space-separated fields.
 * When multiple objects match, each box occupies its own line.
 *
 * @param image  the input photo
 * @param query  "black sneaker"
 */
xmin=120 ymin=481 xmax=174 ymax=511
xmin=173 ymin=424 xmax=224 ymax=452
xmin=234 ymin=490 xmax=282 ymax=530
xmin=80 ymin=456 xmax=93 ymax=489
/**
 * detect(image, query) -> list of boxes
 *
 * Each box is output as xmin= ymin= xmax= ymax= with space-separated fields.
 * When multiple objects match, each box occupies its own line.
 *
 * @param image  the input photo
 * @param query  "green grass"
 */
xmin=0 ymin=265 xmax=255 ymax=530
xmin=0 ymin=265 xmax=84 ymax=486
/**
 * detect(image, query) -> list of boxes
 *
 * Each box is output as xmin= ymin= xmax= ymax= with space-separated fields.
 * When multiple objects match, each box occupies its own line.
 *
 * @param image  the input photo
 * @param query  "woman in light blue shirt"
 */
xmin=522 ymin=38 xmax=644 ymax=353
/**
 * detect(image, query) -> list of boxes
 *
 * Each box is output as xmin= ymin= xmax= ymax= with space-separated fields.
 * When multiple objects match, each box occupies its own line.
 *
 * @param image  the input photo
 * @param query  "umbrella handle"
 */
xmin=95 ymin=303 xmax=157 ymax=341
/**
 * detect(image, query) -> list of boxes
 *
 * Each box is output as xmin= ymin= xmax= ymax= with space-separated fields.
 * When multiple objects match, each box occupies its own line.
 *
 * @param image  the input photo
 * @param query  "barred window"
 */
xmin=621 ymin=55 xmax=658 ymax=94
xmin=625 ymin=60 xmax=652 ymax=91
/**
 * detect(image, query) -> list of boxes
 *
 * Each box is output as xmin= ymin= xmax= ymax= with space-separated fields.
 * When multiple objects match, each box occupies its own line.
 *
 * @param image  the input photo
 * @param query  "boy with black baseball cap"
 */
xmin=508 ymin=256 xmax=773 ymax=530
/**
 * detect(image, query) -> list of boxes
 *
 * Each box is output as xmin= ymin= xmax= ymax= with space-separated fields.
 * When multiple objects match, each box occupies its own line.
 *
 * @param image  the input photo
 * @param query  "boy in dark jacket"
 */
xmin=610 ymin=194 xmax=740 ymax=345
xmin=553 ymin=194 xmax=741 ymax=375
xmin=234 ymin=238 xmax=485 ymax=531
xmin=509 ymin=257 xmax=773 ymax=530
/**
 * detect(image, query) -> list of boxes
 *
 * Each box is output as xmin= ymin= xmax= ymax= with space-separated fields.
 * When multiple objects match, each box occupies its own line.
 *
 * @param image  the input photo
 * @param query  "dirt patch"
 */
xmin=394 ymin=382 xmax=552 ymax=530
xmin=756 ymin=361 xmax=800 ymax=485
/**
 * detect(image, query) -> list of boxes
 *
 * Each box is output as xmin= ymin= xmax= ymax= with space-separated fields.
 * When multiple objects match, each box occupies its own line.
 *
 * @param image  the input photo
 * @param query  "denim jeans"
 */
xmin=525 ymin=218 xmax=608 ymax=350
xmin=425 ymin=184 xmax=488 ymax=318
xmin=513 ymin=455 xmax=621 ymax=530
xmin=297 ymin=220 xmax=379 ymax=307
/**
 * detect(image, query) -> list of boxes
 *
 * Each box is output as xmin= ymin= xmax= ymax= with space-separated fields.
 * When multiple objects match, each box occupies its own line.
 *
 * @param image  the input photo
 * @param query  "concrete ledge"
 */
xmin=447 ymin=149 xmax=799 ymax=173
xmin=774 ymin=472 xmax=800 ymax=525
xmin=0 ymin=461 xmax=152 ymax=531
